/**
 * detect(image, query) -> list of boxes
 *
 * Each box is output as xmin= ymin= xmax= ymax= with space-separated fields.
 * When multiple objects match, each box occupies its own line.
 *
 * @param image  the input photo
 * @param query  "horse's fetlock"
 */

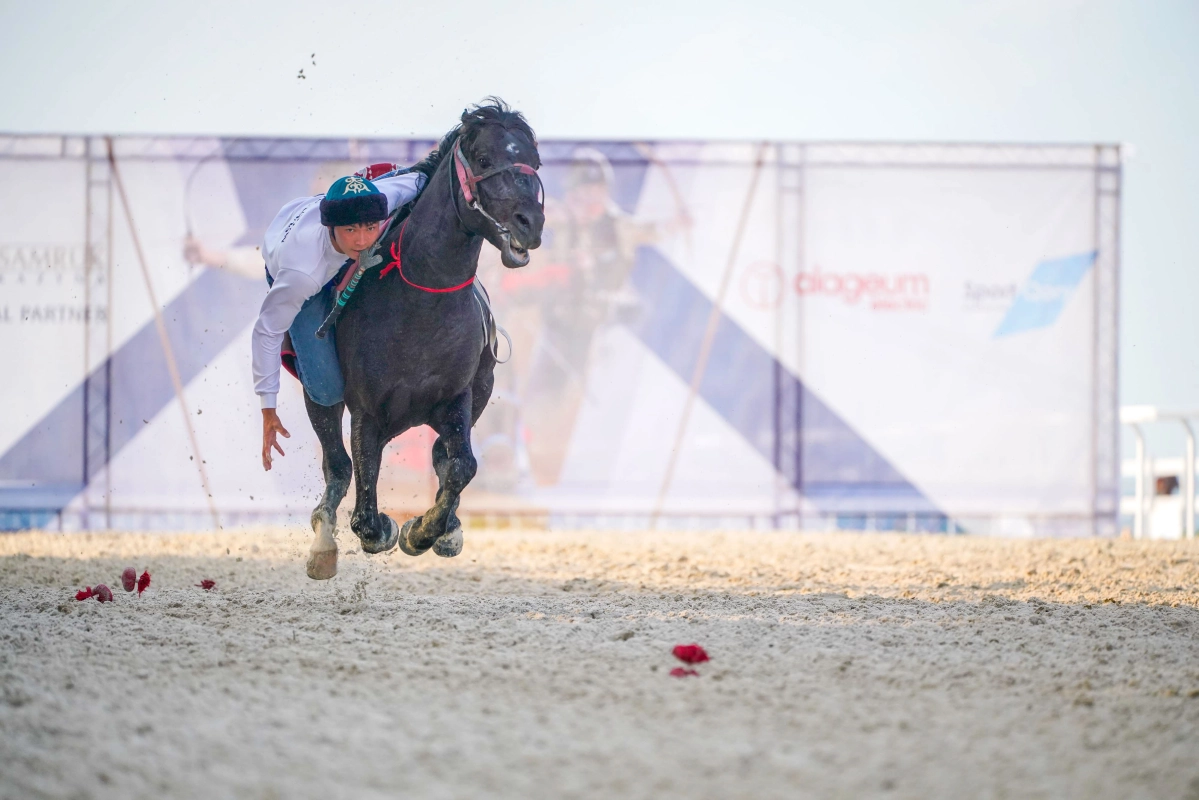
xmin=328 ymin=477 xmax=351 ymax=499
xmin=311 ymin=507 xmax=333 ymax=533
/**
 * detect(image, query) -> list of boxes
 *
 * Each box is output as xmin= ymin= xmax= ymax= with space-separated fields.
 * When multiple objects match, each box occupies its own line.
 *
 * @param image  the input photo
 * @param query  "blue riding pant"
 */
xmin=266 ymin=265 xmax=347 ymax=407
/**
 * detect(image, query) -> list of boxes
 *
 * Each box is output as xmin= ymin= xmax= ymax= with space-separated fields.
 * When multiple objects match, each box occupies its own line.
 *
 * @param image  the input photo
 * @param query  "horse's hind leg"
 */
xmin=304 ymin=394 xmax=351 ymax=580
xmin=400 ymin=392 xmax=476 ymax=558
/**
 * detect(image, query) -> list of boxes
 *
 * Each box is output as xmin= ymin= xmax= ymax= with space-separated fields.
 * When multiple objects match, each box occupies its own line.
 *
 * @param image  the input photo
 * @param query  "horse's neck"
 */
xmin=400 ymin=169 xmax=482 ymax=288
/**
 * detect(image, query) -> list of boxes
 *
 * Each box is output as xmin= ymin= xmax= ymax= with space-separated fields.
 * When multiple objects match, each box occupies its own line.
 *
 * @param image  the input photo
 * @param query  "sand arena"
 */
xmin=2 ymin=528 xmax=1198 ymax=799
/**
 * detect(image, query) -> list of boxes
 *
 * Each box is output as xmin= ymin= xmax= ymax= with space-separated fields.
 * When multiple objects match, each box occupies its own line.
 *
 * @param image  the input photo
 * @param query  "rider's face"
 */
xmin=330 ymin=221 xmax=383 ymax=259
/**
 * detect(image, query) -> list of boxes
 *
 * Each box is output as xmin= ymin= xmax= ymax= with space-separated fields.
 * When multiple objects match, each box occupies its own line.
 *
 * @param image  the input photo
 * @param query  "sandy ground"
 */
xmin=2 ymin=528 xmax=1198 ymax=800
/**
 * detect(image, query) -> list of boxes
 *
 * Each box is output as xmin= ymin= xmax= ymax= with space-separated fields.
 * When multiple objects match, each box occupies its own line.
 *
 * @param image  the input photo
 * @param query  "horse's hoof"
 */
xmin=398 ymin=517 xmax=429 ymax=557
xmin=360 ymin=515 xmax=400 ymax=555
xmin=306 ymin=548 xmax=338 ymax=580
xmin=432 ymin=524 xmax=464 ymax=558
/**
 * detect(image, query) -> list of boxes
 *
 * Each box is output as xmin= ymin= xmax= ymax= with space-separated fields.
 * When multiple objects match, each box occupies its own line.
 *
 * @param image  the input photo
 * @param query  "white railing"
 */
xmin=1120 ymin=406 xmax=1199 ymax=540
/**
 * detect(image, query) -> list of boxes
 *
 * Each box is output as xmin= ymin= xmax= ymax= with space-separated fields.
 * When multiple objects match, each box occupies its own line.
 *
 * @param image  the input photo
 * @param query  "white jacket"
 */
xmin=251 ymin=172 xmax=425 ymax=408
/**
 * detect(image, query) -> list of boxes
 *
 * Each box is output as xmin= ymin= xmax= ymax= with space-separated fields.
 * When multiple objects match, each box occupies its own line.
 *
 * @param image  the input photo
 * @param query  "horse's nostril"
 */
xmin=515 ymin=213 xmax=530 ymax=230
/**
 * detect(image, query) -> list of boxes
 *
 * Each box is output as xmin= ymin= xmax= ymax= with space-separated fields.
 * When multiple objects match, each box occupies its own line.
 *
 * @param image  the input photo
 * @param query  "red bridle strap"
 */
xmin=452 ymin=139 xmax=541 ymax=206
xmin=453 ymin=144 xmax=477 ymax=203
xmin=379 ymin=219 xmax=476 ymax=293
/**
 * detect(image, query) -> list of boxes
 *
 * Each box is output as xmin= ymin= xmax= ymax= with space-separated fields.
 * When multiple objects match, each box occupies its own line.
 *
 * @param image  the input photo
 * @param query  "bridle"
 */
xmin=370 ymin=135 xmax=544 ymax=297
xmin=450 ymin=137 xmax=543 ymax=240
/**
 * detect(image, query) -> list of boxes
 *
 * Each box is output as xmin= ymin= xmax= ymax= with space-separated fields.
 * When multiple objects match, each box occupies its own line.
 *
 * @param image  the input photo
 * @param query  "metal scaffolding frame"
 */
xmin=81 ymin=137 xmax=113 ymax=529
xmin=1092 ymin=145 xmax=1122 ymax=537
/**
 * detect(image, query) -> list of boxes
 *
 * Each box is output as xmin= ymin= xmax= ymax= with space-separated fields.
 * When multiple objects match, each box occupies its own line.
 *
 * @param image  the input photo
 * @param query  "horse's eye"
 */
xmin=478 ymin=158 xmax=492 ymax=169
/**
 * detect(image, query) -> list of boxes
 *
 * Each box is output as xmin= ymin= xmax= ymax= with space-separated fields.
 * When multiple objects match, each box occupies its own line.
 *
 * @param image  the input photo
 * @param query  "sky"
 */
xmin=1 ymin=0 xmax=1196 ymax=447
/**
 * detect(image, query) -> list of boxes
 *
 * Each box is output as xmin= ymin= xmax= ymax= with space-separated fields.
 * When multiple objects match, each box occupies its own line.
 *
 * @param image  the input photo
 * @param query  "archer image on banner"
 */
xmin=475 ymin=145 xmax=691 ymax=490
xmin=182 ymin=160 xmax=369 ymax=280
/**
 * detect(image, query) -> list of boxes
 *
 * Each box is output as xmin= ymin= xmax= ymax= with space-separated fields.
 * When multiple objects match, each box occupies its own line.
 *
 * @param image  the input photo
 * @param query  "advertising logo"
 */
xmin=739 ymin=261 xmax=784 ymax=310
xmin=963 ymin=281 xmax=1017 ymax=311
xmin=0 ymin=243 xmax=108 ymax=325
xmin=795 ymin=266 xmax=930 ymax=311
xmin=993 ymin=251 xmax=1096 ymax=337
xmin=0 ymin=243 xmax=95 ymax=284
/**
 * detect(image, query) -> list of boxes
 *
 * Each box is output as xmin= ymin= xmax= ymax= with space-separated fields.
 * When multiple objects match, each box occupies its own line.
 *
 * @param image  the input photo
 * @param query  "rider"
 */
xmin=253 ymin=168 xmax=426 ymax=471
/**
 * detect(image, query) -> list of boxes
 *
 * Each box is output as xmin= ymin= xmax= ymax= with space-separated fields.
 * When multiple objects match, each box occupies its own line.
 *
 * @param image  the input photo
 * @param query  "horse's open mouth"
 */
xmin=500 ymin=234 xmax=530 ymax=268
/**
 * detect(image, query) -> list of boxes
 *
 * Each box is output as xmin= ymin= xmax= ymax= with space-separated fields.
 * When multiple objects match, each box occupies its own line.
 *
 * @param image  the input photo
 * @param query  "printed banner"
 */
xmin=0 ymin=136 xmax=1120 ymax=535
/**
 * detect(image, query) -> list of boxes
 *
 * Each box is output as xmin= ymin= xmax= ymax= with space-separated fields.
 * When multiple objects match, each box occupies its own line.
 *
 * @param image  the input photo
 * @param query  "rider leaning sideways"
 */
xmin=253 ymin=168 xmax=425 ymax=470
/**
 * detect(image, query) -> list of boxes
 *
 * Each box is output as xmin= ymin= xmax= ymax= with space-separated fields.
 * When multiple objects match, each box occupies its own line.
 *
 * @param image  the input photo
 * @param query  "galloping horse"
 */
xmin=304 ymin=99 xmax=544 ymax=579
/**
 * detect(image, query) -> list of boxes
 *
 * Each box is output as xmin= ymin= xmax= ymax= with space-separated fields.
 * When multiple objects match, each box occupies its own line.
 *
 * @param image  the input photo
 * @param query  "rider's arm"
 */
xmin=252 ymin=268 xmax=322 ymax=409
xmin=373 ymin=172 xmax=427 ymax=213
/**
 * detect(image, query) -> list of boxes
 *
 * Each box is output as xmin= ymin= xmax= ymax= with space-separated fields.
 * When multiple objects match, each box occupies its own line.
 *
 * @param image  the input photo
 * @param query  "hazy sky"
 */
xmin=1 ymin=0 xmax=1196 ymax=434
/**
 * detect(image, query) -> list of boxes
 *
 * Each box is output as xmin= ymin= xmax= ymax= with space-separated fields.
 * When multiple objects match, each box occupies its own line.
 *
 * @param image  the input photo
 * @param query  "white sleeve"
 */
xmin=375 ymin=172 xmax=427 ymax=213
xmin=252 ymin=268 xmax=322 ymax=409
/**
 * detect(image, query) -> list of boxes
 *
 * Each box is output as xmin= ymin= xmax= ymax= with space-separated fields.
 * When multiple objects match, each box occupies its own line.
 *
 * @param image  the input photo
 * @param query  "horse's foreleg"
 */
xmin=400 ymin=392 xmax=475 ymax=558
xmin=304 ymin=395 xmax=350 ymax=580
xmin=348 ymin=412 xmax=400 ymax=554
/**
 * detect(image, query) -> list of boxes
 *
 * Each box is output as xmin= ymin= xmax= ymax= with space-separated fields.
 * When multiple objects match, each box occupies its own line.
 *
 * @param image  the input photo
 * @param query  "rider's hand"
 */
xmin=261 ymin=408 xmax=290 ymax=471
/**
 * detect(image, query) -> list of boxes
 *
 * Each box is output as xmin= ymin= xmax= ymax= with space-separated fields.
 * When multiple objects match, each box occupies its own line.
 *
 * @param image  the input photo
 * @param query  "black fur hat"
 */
xmin=319 ymin=175 xmax=389 ymax=227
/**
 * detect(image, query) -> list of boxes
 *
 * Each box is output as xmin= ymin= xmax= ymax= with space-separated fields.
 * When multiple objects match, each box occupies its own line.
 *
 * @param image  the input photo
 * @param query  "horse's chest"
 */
xmin=344 ymin=301 xmax=480 ymax=404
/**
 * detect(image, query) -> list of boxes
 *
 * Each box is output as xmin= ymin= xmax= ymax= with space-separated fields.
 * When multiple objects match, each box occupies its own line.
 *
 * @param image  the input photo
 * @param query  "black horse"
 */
xmin=304 ymin=99 xmax=544 ymax=579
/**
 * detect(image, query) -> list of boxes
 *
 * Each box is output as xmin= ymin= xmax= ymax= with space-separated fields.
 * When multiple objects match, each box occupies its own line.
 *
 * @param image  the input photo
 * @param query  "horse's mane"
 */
xmin=388 ymin=97 xmax=537 ymax=230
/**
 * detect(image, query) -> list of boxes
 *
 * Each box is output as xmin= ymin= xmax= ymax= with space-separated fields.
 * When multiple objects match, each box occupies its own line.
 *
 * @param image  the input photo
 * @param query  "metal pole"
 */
xmin=772 ymin=143 xmax=783 ymax=530
xmin=1183 ymin=420 xmax=1196 ymax=539
xmin=109 ymin=149 xmax=221 ymax=530
xmin=649 ymin=143 xmax=768 ymax=528
xmin=1131 ymin=423 xmax=1145 ymax=540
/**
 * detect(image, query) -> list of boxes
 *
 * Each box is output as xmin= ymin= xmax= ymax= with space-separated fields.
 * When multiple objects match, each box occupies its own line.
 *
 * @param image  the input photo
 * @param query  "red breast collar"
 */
xmin=379 ymin=219 xmax=476 ymax=293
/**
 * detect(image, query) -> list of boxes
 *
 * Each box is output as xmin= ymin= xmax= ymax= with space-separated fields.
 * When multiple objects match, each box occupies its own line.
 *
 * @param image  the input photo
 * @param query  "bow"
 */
xmin=634 ymin=142 xmax=694 ymax=263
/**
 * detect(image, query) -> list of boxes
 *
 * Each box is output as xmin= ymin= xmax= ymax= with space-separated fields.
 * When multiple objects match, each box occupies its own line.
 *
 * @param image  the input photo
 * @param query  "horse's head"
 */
xmin=450 ymin=100 xmax=545 ymax=268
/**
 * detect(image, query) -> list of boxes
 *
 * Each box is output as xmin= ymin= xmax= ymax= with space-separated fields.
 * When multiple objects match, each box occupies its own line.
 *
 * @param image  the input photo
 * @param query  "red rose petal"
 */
xmin=137 ymin=570 xmax=151 ymax=596
xmin=75 ymin=587 xmax=94 ymax=601
xmin=94 ymin=584 xmax=114 ymax=603
xmin=672 ymin=644 xmax=710 ymax=664
xmin=669 ymin=667 xmax=699 ymax=677
xmin=196 ymin=579 xmax=216 ymax=591
xmin=121 ymin=567 xmax=137 ymax=592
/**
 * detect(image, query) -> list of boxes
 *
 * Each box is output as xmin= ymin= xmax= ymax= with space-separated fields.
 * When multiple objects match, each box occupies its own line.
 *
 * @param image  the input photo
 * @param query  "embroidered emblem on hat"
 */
xmin=343 ymin=176 xmax=369 ymax=194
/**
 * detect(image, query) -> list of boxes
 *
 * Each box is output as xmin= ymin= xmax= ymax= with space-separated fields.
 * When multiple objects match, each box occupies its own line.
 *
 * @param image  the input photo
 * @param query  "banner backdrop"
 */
xmin=0 ymin=136 xmax=1120 ymax=535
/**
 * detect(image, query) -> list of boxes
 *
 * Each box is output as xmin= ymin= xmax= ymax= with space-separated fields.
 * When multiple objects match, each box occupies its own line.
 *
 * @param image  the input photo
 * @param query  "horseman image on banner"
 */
xmin=474 ymin=145 xmax=691 ymax=491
